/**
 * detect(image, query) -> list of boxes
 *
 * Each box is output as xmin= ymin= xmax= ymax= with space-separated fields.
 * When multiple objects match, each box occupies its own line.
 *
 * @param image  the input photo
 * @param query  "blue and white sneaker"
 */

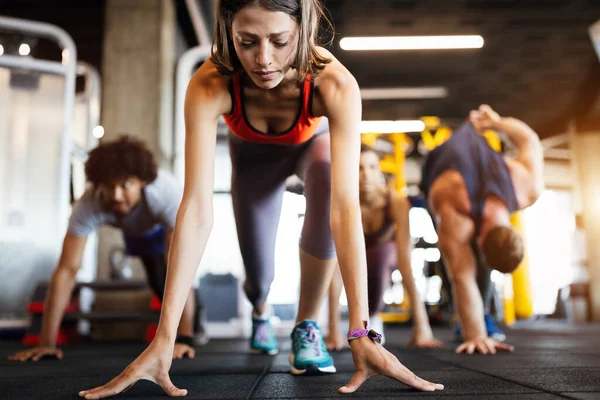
xmin=250 ymin=316 xmax=279 ymax=355
xmin=289 ymin=320 xmax=336 ymax=375
xmin=484 ymin=314 xmax=506 ymax=342
xmin=453 ymin=314 xmax=507 ymax=342
xmin=453 ymin=321 xmax=463 ymax=342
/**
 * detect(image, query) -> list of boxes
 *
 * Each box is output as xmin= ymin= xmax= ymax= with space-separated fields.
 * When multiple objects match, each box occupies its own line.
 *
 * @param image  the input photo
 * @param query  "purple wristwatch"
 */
xmin=347 ymin=321 xmax=383 ymax=344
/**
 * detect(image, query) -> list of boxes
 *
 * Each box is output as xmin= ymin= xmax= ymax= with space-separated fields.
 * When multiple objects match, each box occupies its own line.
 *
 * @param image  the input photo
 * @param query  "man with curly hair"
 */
xmin=9 ymin=136 xmax=205 ymax=362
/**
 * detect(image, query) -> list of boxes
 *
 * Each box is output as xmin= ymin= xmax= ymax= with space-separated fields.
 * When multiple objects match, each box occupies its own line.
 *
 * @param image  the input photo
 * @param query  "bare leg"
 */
xmin=176 ymin=289 xmax=195 ymax=337
xmin=290 ymin=132 xmax=339 ymax=373
xmin=295 ymin=133 xmax=338 ymax=324
xmin=325 ymin=264 xmax=347 ymax=350
xmin=296 ymin=250 xmax=338 ymax=323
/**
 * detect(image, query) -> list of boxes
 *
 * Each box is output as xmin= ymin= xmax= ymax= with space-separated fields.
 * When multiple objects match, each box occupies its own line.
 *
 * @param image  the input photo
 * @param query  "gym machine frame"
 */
xmin=0 ymin=16 xmax=77 ymax=240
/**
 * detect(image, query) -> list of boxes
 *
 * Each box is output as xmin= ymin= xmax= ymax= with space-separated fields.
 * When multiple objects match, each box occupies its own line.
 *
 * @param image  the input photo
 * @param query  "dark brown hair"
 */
xmin=211 ymin=0 xmax=332 ymax=79
xmin=360 ymin=143 xmax=379 ymax=158
xmin=481 ymin=226 xmax=525 ymax=274
xmin=85 ymin=135 xmax=157 ymax=186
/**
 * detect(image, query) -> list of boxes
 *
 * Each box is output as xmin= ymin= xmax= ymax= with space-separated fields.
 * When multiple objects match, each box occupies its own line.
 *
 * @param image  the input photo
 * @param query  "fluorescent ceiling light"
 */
xmin=340 ymin=35 xmax=484 ymax=51
xmin=361 ymin=87 xmax=448 ymax=100
xmin=361 ymin=120 xmax=425 ymax=134
xmin=0 ymin=45 xmax=3 ymax=56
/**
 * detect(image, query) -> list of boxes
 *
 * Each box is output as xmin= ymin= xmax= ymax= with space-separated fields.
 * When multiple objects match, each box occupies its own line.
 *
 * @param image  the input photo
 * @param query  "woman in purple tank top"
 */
xmin=326 ymin=145 xmax=443 ymax=350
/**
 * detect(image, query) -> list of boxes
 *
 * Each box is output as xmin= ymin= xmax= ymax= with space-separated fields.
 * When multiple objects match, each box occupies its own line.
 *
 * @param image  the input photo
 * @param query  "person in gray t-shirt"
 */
xmin=9 ymin=136 xmax=205 ymax=363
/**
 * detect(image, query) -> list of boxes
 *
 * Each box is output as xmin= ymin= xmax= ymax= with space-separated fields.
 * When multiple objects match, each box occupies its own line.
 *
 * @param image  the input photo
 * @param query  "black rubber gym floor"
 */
xmin=1 ymin=320 xmax=599 ymax=399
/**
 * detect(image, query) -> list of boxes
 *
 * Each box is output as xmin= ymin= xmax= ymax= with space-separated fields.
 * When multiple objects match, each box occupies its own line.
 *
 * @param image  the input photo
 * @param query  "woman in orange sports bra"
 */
xmin=79 ymin=1 xmax=443 ymax=398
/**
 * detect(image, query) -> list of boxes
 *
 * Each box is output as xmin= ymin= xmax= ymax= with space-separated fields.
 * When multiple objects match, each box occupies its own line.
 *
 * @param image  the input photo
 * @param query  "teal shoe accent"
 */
xmin=289 ymin=320 xmax=336 ymax=375
xmin=250 ymin=317 xmax=279 ymax=355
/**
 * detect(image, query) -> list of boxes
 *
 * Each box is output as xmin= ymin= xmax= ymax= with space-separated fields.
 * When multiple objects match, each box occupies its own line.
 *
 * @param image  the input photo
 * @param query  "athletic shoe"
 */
xmin=250 ymin=316 xmax=279 ymax=355
xmin=289 ymin=320 xmax=336 ymax=375
xmin=484 ymin=314 xmax=507 ymax=342
xmin=453 ymin=314 xmax=507 ymax=342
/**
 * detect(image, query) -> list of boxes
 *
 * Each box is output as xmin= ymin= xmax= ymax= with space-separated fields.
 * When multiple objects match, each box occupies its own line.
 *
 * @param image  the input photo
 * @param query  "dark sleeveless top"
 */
xmin=420 ymin=122 xmax=518 ymax=233
xmin=364 ymin=191 xmax=396 ymax=246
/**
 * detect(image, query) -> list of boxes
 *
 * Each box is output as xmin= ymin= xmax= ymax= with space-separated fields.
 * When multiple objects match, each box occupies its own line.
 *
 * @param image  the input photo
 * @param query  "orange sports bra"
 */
xmin=223 ymin=73 xmax=323 ymax=145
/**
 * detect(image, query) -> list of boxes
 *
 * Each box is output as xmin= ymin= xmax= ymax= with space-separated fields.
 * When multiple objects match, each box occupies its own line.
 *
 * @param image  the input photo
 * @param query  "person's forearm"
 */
xmin=330 ymin=203 xmax=369 ymax=330
xmin=453 ymin=276 xmax=486 ymax=340
xmin=492 ymin=117 xmax=535 ymax=148
xmin=156 ymin=202 xmax=213 ymax=343
xmin=440 ymin=235 xmax=486 ymax=340
xmin=40 ymin=267 xmax=78 ymax=346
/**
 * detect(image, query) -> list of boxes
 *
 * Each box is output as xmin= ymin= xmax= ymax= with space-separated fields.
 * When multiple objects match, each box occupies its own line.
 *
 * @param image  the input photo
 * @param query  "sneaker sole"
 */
xmin=490 ymin=333 xmax=507 ymax=342
xmin=249 ymin=347 xmax=279 ymax=355
xmin=453 ymin=334 xmax=506 ymax=342
xmin=288 ymin=354 xmax=336 ymax=375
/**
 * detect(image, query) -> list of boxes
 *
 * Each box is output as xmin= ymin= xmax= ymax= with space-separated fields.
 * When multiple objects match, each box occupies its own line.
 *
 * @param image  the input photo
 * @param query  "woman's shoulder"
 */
xmin=189 ymin=59 xmax=231 ymax=95
xmin=187 ymin=58 xmax=232 ymax=113
xmin=313 ymin=47 xmax=355 ymax=89
xmin=311 ymin=46 xmax=359 ymax=114
xmin=388 ymin=188 xmax=407 ymax=204
xmin=387 ymin=188 xmax=411 ymax=221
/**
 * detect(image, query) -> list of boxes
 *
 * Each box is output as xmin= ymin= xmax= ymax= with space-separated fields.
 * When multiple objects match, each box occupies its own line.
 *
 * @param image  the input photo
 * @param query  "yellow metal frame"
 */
xmin=421 ymin=126 xmax=452 ymax=151
xmin=509 ymin=212 xmax=534 ymax=320
xmin=361 ymin=132 xmax=410 ymax=191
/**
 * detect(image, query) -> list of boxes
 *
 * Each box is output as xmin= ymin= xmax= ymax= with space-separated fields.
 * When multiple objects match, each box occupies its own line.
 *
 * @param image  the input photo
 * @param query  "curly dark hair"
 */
xmin=85 ymin=135 xmax=158 ymax=186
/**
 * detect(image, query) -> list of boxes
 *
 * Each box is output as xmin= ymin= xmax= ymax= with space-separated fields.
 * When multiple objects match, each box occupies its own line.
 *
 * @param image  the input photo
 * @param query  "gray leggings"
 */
xmin=229 ymin=132 xmax=336 ymax=306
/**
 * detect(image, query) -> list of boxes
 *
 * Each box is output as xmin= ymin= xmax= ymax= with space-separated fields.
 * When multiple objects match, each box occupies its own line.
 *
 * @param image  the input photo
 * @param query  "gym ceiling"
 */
xmin=2 ymin=0 xmax=599 ymax=138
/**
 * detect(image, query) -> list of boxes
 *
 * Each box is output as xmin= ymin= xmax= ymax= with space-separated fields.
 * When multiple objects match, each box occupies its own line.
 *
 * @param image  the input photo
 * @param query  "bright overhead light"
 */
xmin=93 ymin=125 xmax=105 ymax=139
xmin=0 ymin=45 xmax=4 ymax=56
xmin=361 ymin=87 xmax=448 ymax=100
xmin=19 ymin=43 xmax=31 ymax=56
xmin=360 ymin=120 xmax=425 ymax=134
xmin=340 ymin=35 xmax=484 ymax=51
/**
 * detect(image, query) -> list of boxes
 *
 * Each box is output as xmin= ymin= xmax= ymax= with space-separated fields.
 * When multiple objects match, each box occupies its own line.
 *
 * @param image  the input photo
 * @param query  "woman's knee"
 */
xmin=243 ymin=275 xmax=273 ymax=306
xmin=304 ymin=160 xmax=331 ymax=199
